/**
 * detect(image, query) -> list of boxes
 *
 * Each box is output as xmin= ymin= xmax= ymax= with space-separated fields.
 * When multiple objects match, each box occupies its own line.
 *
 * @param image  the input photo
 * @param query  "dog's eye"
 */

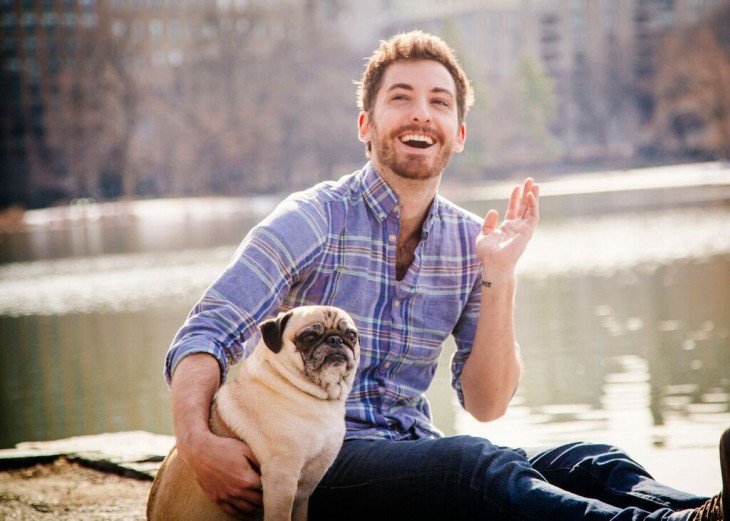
xmin=299 ymin=333 xmax=318 ymax=344
xmin=345 ymin=330 xmax=358 ymax=343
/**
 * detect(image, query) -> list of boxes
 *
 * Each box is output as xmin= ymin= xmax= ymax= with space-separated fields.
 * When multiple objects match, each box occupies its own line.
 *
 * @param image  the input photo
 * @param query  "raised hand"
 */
xmin=475 ymin=178 xmax=540 ymax=277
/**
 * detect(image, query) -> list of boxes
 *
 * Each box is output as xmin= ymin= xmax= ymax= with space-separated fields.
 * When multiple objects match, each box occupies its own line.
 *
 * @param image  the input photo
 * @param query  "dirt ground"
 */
xmin=0 ymin=458 xmax=152 ymax=520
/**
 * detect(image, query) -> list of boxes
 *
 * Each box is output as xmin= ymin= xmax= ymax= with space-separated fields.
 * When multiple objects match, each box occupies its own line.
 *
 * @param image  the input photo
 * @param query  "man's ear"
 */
xmin=453 ymin=122 xmax=466 ymax=153
xmin=259 ymin=311 xmax=293 ymax=353
xmin=357 ymin=111 xmax=370 ymax=144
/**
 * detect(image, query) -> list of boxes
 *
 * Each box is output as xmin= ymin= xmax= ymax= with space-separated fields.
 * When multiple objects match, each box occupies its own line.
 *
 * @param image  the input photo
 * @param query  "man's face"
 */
xmin=358 ymin=60 xmax=466 ymax=181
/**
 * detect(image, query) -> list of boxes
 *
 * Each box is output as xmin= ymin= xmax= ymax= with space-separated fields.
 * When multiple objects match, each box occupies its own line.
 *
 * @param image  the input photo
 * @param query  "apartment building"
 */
xmin=1 ymin=0 xmax=725 ymax=207
xmin=378 ymin=0 xmax=725 ymax=161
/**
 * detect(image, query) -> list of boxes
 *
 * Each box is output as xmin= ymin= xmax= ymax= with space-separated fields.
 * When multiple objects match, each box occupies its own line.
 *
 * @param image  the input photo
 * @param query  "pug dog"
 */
xmin=147 ymin=305 xmax=360 ymax=521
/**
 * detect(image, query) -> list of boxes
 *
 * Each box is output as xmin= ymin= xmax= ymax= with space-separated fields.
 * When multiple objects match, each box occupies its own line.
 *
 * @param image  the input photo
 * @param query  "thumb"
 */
xmin=482 ymin=209 xmax=499 ymax=235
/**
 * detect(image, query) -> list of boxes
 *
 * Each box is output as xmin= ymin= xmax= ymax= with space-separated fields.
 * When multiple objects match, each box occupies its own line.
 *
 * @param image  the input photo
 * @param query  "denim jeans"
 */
xmin=309 ymin=435 xmax=707 ymax=520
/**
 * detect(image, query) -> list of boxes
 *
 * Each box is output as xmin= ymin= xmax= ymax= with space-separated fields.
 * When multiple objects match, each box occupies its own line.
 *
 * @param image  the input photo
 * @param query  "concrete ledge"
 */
xmin=443 ymin=161 xmax=730 ymax=218
xmin=0 ymin=431 xmax=174 ymax=480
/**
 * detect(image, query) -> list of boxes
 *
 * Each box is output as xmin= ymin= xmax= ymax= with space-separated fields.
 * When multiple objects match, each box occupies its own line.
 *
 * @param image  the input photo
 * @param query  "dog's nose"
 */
xmin=325 ymin=335 xmax=343 ymax=347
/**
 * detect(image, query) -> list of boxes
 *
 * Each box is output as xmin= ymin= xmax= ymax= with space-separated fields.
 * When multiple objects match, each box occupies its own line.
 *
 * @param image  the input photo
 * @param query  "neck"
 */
xmin=372 ymin=160 xmax=440 ymax=235
xmin=242 ymin=345 xmax=329 ymax=400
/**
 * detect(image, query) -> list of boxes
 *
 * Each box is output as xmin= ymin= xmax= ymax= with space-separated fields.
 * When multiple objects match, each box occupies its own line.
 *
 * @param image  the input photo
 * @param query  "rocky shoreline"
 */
xmin=0 ymin=432 xmax=173 ymax=520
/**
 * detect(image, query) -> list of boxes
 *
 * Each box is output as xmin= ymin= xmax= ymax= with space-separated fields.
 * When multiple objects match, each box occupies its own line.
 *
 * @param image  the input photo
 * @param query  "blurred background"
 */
xmin=1 ymin=0 xmax=729 ymax=495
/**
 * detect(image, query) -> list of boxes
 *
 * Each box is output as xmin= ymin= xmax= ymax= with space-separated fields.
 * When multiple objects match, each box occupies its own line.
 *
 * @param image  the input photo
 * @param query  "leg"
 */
xmin=521 ymin=442 xmax=707 ymax=512
xmin=260 ymin=462 xmax=296 ymax=521
xmin=309 ymin=436 xmax=692 ymax=521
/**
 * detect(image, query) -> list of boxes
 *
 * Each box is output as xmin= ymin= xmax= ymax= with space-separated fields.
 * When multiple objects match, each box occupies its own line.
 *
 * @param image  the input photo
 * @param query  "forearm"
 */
xmin=169 ymin=353 xmax=264 ymax=515
xmin=460 ymin=269 xmax=523 ymax=422
xmin=170 ymin=353 xmax=222 ymax=461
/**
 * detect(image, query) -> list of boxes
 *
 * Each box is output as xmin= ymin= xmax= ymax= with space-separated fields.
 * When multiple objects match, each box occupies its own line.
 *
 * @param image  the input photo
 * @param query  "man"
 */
xmin=165 ymin=30 xmax=728 ymax=520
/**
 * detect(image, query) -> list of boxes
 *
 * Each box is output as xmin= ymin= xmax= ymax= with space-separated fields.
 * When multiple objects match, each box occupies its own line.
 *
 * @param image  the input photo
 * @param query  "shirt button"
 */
xmin=393 ymin=300 xmax=400 ymax=308
xmin=379 ymin=212 xmax=387 ymax=219
xmin=388 ymin=234 xmax=396 ymax=243
xmin=383 ymin=361 xmax=392 ymax=369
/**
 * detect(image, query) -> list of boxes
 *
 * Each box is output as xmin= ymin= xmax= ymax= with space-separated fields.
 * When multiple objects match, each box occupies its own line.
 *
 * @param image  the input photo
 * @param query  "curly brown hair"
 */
xmin=356 ymin=30 xmax=475 ymax=126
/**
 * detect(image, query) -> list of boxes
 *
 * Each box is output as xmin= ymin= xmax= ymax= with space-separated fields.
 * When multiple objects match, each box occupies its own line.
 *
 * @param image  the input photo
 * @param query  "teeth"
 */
xmin=400 ymin=134 xmax=433 ymax=145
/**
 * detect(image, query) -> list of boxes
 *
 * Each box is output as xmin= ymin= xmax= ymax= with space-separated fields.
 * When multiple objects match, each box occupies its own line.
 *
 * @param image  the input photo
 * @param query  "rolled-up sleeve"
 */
xmin=164 ymin=195 xmax=327 ymax=384
xmin=449 ymin=276 xmax=482 ymax=407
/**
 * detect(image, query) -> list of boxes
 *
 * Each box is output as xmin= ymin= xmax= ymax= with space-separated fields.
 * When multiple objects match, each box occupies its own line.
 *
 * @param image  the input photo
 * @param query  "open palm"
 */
xmin=475 ymin=178 xmax=540 ymax=274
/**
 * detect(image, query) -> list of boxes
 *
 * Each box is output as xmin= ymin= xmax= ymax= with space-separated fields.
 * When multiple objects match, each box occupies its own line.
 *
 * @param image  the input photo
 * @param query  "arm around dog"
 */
xmin=170 ymin=353 xmax=264 ymax=518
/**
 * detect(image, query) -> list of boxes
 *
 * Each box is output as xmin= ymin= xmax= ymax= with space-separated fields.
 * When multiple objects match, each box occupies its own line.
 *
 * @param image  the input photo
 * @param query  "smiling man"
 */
xmin=165 ymin=30 xmax=728 ymax=520
xmin=359 ymin=59 xmax=465 ymax=182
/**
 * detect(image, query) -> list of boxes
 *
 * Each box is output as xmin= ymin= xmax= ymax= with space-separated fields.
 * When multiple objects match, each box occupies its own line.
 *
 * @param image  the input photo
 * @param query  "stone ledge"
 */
xmin=0 ymin=431 xmax=174 ymax=481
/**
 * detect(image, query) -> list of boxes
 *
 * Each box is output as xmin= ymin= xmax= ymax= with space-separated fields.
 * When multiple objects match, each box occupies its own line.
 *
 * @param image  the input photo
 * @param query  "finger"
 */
xmin=239 ymin=486 xmax=264 ymax=506
xmin=218 ymin=499 xmax=251 ymax=518
xmin=217 ymin=487 xmax=264 ymax=518
xmin=241 ymin=444 xmax=261 ymax=473
xmin=504 ymin=185 xmax=521 ymax=221
xmin=521 ymin=178 xmax=534 ymax=208
xmin=520 ymin=184 xmax=538 ymax=217
xmin=229 ymin=490 xmax=264 ymax=512
xmin=481 ymin=209 xmax=499 ymax=234
xmin=219 ymin=505 xmax=261 ymax=520
xmin=528 ymin=184 xmax=541 ymax=220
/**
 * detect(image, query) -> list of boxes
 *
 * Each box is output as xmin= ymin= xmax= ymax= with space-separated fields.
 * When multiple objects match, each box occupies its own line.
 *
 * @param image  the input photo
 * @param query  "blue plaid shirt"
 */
xmin=165 ymin=162 xmax=484 ymax=440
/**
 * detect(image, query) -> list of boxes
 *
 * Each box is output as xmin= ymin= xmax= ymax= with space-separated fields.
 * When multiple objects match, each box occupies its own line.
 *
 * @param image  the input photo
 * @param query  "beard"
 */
xmin=369 ymin=121 xmax=455 ymax=181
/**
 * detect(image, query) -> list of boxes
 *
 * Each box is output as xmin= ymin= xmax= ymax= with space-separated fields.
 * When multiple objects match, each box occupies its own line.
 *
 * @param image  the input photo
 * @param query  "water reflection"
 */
xmin=0 ymin=197 xmax=273 ymax=263
xmin=0 ymin=308 xmax=186 ymax=449
xmin=0 ymin=203 xmax=728 ymax=464
xmin=516 ymin=257 xmax=729 ymax=431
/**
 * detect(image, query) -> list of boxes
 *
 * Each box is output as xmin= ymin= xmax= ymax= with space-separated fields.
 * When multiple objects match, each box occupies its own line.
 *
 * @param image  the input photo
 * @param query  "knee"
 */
xmin=443 ymin=436 xmax=532 ymax=488
xmin=575 ymin=442 xmax=635 ymax=465
xmin=567 ymin=442 xmax=650 ymax=480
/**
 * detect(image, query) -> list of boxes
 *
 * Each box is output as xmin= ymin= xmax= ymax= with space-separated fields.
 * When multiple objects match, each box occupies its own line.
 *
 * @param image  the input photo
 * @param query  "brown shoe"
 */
xmin=693 ymin=428 xmax=730 ymax=521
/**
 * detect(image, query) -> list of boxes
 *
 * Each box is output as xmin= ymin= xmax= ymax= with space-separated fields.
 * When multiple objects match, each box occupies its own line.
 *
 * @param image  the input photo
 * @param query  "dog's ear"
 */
xmin=259 ymin=311 xmax=293 ymax=353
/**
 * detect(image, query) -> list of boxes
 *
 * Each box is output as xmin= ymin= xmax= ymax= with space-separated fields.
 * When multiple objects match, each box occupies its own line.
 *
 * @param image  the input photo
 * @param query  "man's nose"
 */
xmin=411 ymin=97 xmax=432 ymax=123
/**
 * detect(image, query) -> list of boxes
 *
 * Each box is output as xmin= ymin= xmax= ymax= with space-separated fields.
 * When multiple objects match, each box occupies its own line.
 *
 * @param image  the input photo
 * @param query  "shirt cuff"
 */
xmin=164 ymin=344 xmax=228 ymax=386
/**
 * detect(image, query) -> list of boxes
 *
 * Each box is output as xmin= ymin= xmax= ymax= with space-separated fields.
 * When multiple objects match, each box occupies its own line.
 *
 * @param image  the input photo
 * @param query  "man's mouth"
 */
xmin=399 ymin=133 xmax=434 ymax=149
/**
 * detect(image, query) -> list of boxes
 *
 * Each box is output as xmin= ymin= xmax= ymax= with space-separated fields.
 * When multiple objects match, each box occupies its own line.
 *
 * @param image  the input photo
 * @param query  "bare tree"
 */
xmin=476 ymin=55 xmax=559 ymax=170
xmin=650 ymin=5 xmax=730 ymax=159
xmin=122 ymin=2 xmax=360 ymax=199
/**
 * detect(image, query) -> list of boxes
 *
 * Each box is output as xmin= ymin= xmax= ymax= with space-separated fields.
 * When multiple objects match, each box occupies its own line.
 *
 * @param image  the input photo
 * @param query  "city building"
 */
xmin=1 ymin=0 xmax=726 ymax=208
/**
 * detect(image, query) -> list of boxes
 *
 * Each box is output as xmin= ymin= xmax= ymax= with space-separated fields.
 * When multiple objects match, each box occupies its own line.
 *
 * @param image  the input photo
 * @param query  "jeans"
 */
xmin=309 ymin=435 xmax=707 ymax=520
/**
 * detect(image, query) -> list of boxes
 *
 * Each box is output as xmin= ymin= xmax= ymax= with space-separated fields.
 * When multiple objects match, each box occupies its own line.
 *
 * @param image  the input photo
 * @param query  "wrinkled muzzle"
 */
xmin=308 ymin=333 xmax=357 ymax=371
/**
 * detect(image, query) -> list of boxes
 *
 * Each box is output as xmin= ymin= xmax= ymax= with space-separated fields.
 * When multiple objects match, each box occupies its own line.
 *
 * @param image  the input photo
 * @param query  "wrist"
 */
xmin=175 ymin=424 xmax=214 ymax=464
xmin=480 ymin=265 xmax=516 ymax=287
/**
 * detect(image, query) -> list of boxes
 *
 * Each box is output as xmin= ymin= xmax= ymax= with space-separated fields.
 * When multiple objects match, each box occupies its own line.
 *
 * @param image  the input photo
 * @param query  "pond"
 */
xmin=1 ymin=186 xmax=728 ymax=486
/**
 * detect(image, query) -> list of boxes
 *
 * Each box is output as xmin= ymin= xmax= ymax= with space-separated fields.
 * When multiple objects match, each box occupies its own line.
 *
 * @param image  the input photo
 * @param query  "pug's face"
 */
xmin=259 ymin=306 xmax=360 ymax=400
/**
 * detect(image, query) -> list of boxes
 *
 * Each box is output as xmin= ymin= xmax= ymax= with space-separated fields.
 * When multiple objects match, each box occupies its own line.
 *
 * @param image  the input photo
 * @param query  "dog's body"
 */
xmin=147 ymin=306 xmax=360 ymax=521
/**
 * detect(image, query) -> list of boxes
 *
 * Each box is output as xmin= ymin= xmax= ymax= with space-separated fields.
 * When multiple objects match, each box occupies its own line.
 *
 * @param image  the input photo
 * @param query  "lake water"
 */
xmin=1 ymin=188 xmax=729 ymax=485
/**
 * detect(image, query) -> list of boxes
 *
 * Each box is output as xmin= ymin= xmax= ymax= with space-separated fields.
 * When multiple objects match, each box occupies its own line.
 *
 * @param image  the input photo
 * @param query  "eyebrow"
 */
xmin=386 ymin=83 xmax=455 ymax=99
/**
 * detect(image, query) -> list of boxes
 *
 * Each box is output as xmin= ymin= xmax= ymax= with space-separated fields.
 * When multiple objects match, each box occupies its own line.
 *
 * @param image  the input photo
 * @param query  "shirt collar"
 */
xmin=360 ymin=162 xmax=400 ymax=223
xmin=359 ymin=162 xmax=442 ymax=236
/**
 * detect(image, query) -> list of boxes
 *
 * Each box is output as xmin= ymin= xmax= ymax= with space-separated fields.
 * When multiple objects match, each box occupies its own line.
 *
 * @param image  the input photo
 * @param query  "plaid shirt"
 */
xmin=165 ymin=162 xmax=484 ymax=440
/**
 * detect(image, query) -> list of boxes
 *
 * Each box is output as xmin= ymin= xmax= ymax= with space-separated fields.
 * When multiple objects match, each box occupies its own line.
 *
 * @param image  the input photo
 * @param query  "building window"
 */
xmin=21 ymin=12 xmax=38 ymax=27
xmin=112 ymin=20 xmax=127 ymax=38
xmin=3 ymin=36 xmax=17 ymax=52
xmin=42 ymin=12 xmax=58 ymax=26
xmin=24 ymin=36 xmax=39 ymax=53
xmin=167 ymin=20 xmax=181 ymax=41
xmin=2 ymin=13 xmax=17 ymax=28
xmin=149 ymin=19 xmax=164 ymax=40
